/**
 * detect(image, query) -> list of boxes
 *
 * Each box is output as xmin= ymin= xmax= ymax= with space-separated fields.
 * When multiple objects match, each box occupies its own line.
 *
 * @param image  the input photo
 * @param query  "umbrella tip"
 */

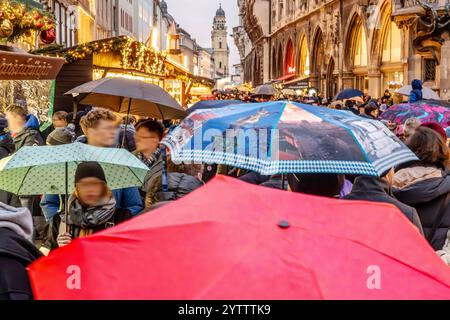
xmin=278 ymin=220 xmax=290 ymax=229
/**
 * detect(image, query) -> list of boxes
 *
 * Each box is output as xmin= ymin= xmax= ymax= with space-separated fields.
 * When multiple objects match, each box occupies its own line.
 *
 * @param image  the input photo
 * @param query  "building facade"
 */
xmin=235 ymin=0 xmax=450 ymax=100
xmin=211 ymin=4 xmax=230 ymax=79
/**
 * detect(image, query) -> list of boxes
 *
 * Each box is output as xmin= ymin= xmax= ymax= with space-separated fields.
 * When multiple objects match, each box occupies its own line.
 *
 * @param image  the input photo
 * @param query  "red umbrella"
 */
xmin=28 ymin=176 xmax=450 ymax=300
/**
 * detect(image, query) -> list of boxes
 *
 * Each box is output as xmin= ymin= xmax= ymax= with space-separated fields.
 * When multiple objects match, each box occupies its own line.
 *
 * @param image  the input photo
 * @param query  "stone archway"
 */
xmin=311 ymin=27 xmax=325 ymax=92
xmin=326 ymin=57 xmax=337 ymax=99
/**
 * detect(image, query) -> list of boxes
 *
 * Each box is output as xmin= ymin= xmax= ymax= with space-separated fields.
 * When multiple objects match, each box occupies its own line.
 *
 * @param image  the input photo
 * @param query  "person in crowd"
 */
xmin=420 ymin=122 xmax=447 ymax=142
xmin=343 ymin=169 xmax=423 ymax=233
xmin=362 ymin=100 xmax=379 ymax=119
xmin=41 ymin=108 xmax=143 ymax=228
xmin=118 ymin=115 xmax=137 ymax=152
xmin=287 ymin=173 xmax=344 ymax=198
xmin=5 ymin=105 xmax=43 ymax=150
xmin=46 ymin=127 xmax=75 ymax=146
xmin=0 ymin=202 xmax=41 ymax=300
xmin=41 ymin=111 xmax=69 ymax=141
xmin=134 ymin=120 xmax=164 ymax=170
xmin=56 ymin=162 xmax=133 ymax=247
xmin=343 ymin=100 xmax=359 ymax=115
xmin=38 ymin=127 xmax=77 ymax=254
xmin=403 ymin=117 xmax=421 ymax=141
xmin=409 ymin=79 xmax=423 ymax=103
xmin=0 ymin=114 xmax=14 ymax=159
xmin=393 ymin=127 xmax=450 ymax=250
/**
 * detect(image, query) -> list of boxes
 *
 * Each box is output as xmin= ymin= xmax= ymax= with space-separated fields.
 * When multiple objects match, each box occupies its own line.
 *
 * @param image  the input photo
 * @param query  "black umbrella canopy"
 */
xmin=334 ymin=88 xmax=364 ymax=101
xmin=251 ymin=84 xmax=277 ymax=96
xmin=65 ymin=78 xmax=186 ymax=119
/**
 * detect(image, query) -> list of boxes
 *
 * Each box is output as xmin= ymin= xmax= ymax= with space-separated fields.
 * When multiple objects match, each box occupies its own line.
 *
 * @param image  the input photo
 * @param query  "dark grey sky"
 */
xmin=165 ymin=0 xmax=240 ymax=70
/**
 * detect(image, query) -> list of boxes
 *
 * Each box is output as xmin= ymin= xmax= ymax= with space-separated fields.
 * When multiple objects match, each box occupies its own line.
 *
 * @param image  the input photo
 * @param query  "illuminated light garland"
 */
xmin=60 ymin=37 xmax=166 ymax=76
xmin=0 ymin=0 xmax=55 ymax=43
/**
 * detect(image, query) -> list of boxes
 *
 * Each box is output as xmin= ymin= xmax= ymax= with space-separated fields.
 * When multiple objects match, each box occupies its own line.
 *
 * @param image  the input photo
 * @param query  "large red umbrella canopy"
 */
xmin=28 ymin=176 xmax=450 ymax=300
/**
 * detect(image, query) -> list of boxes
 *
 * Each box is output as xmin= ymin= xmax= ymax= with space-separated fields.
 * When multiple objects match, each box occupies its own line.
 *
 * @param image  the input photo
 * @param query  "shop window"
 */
xmin=424 ymin=59 xmax=436 ymax=82
xmin=354 ymin=26 xmax=367 ymax=67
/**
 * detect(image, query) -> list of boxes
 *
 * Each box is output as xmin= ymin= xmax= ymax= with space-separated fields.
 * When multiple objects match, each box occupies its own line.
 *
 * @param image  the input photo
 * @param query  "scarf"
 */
xmin=136 ymin=147 xmax=162 ymax=169
xmin=67 ymin=195 xmax=116 ymax=229
xmin=393 ymin=166 xmax=443 ymax=190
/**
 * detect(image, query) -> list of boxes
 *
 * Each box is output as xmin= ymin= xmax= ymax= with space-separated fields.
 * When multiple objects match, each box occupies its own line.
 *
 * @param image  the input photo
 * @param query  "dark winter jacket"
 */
xmin=118 ymin=124 xmax=136 ymax=152
xmin=394 ymin=171 xmax=450 ymax=250
xmin=145 ymin=172 xmax=203 ymax=208
xmin=12 ymin=115 xmax=44 ymax=150
xmin=0 ymin=228 xmax=41 ymax=300
xmin=0 ymin=132 xmax=14 ymax=159
xmin=344 ymin=176 xmax=424 ymax=234
xmin=0 ymin=133 xmax=21 ymax=207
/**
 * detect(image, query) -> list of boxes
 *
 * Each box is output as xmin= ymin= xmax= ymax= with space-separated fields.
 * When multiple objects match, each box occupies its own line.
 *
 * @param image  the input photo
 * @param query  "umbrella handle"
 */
xmin=121 ymin=98 xmax=132 ymax=148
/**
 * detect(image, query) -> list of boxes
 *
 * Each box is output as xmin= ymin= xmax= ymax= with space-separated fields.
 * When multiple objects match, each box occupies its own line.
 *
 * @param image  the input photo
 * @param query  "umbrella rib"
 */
xmin=17 ymin=166 xmax=33 ymax=195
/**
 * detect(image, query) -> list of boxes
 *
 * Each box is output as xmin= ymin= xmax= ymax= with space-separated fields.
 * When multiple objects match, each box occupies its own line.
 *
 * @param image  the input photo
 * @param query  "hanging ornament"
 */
xmin=0 ymin=19 xmax=13 ymax=38
xmin=40 ymin=28 xmax=55 ymax=44
xmin=34 ymin=19 xmax=43 ymax=29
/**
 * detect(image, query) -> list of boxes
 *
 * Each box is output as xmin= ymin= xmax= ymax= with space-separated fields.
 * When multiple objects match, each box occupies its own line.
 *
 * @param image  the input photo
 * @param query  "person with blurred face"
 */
xmin=79 ymin=108 xmax=118 ymax=147
xmin=134 ymin=120 xmax=164 ymax=168
xmin=5 ymin=105 xmax=43 ymax=150
xmin=51 ymin=111 xmax=68 ymax=129
xmin=41 ymin=110 xmax=143 ymax=241
xmin=57 ymin=162 xmax=132 ymax=247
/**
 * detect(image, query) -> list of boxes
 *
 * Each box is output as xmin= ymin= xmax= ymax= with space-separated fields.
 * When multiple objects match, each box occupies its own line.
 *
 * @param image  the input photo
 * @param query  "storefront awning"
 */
xmin=284 ymin=76 xmax=310 ymax=88
xmin=0 ymin=46 xmax=65 ymax=80
xmin=272 ymin=73 xmax=296 ymax=83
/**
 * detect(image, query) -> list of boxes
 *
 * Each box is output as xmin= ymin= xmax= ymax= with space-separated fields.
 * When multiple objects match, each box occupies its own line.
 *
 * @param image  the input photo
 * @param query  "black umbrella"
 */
xmin=65 ymin=77 xmax=186 ymax=119
xmin=334 ymin=88 xmax=364 ymax=101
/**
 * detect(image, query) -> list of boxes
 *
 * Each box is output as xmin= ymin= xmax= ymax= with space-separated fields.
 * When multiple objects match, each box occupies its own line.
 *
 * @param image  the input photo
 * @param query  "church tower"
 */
xmin=211 ymin=4 xmax=230 ymax=78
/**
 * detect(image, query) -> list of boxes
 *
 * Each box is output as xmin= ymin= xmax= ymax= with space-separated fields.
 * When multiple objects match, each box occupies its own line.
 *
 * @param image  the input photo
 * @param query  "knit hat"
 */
xmin=75 ymin=162 xmax=106 ymax=184
xmin=46 ymin=127 xmax=74 ymax=146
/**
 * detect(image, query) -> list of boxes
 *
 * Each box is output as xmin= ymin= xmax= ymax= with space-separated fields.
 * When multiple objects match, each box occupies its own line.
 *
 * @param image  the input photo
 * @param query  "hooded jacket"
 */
xmin=12 ymin=114 xmax=43 ymax=150
xmin=343 ymin=176 xmax=424 ymax=234
xmin=409 ymin=79 xmax=423 ymax=103
xmin=0 ymin=203 xmax=42 ymax=300
xmin=393 ymin=167 xmax=450 ymax=250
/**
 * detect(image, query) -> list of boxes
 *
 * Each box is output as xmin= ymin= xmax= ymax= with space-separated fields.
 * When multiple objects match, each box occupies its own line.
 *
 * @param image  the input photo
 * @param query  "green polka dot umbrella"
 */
xmin=0 ymin=143 xmax=149 ymax=196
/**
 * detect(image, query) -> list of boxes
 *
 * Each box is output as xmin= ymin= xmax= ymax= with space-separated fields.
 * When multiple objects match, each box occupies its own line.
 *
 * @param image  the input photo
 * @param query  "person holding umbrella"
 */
xmin=57 ymin=162 xmax=132 ymax=247
xmin=40 ymin=109 xmax=143 ymax=226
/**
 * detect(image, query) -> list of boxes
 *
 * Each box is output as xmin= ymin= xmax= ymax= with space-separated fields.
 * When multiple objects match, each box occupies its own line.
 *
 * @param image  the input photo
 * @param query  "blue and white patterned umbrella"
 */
xmin=163 ymin=101 xmax=418 ymax=176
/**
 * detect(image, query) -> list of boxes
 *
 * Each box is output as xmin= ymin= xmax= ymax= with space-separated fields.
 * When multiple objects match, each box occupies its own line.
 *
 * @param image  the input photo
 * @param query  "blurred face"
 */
xmin=5 ymin=111 xmax=26 ymax=133
xmin=135 ymin=127 xmax=161 ymax=155
xmin=53 ymin=118 xmax=67 ymax=128
xmin=86 ymin=120 xmax=117 ymax=147
xmin=76 ymin=177 xmax=105 ymax=206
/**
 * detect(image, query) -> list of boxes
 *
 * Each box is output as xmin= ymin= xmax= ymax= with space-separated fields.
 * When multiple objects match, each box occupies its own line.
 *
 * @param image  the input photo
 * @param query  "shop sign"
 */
xmin=0 ymin=49 xmax=64 ymax=80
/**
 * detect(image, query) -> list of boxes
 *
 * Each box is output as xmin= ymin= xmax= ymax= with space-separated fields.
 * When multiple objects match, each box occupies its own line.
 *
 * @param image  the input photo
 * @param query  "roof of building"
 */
xmin=216 ymin=4 xmax=225 ymax=17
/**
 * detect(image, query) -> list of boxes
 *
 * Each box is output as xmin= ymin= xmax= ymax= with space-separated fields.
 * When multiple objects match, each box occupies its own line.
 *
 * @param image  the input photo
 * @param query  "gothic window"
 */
xmin=354 ymin=26 xmax=367 ymax=67
xmin=382 ymin=21 xmax=401 ymax=63
xmin=298 ymin=36 xmax=310 ymax=77
xmin=219 ymin=41 xmax=222 ymax=49
xmin=220 ymin=61 xmax=222 ymax=69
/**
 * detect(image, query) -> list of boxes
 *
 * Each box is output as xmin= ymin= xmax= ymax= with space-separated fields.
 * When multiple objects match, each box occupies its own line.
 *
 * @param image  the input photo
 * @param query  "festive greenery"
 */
xmin=58 ymin=36 xmax=166 ymax=76
xmin=0 ymin=0 xmax=55 ymax=43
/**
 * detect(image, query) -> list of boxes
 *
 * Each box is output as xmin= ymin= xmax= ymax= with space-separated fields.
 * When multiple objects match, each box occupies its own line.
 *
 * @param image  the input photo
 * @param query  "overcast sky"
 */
xmin=165 ymin=0 xmax=240 ymax=69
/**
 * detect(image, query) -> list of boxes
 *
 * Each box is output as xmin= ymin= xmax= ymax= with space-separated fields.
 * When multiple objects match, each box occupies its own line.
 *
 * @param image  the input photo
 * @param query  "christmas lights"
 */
xmin=0 ymin=0 xmax=55 ymax=43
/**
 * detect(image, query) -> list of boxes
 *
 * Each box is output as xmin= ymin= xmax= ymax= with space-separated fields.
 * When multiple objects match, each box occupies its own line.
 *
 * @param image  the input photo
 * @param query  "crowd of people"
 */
xmin=0 ymin=77 xmax=449 ymax=300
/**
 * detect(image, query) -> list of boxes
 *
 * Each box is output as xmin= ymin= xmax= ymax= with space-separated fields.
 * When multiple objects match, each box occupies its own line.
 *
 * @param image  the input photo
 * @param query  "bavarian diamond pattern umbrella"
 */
xmin=0 ymin=143 xmax=148 ymax=196
xmin=163 ymin=101 xmax=418 ymax=176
